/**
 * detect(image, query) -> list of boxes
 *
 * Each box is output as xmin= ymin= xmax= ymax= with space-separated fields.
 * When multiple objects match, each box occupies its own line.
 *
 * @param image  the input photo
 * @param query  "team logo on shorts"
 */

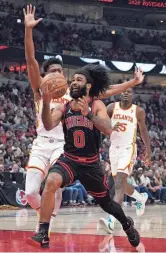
xmin=16 ymin=188 xmax=28 ymax=206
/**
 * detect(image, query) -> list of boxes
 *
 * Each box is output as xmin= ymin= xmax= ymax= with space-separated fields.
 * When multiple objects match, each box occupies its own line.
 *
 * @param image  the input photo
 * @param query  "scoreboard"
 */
xmin=98 ymin=0 xmax=166 ymax=8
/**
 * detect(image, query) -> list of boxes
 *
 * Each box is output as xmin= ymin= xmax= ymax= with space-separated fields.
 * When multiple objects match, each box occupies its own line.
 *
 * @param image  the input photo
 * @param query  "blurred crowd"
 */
xmin=0 ymin=1 xmax=166 ymax=62
xmin=0 ymin=79 xmax=35 ymax=173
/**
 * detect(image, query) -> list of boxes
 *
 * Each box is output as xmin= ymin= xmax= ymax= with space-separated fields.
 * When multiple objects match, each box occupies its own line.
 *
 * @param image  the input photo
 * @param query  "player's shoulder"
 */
xmin=136 ymin=105 xmax=146 ymax=119
xmin=107 ymin=102 xmax=116 ymax=110
xmin=91 ymin=99 xmax=107 ymax=114
xmin=136 ymin=105 xmax=145 ymax=114
xmin=92 ymin=99 xmax=106 ymax=108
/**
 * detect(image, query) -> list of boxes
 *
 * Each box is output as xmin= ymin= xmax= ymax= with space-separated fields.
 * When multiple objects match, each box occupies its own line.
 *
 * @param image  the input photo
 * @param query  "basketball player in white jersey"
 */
xmin=23 ymin=4 xmax=145 ymax=233
xmin=23 ymin=5 xmax=70 ymax=234
xmin=99 ymin=88 xmax=151 ymax=233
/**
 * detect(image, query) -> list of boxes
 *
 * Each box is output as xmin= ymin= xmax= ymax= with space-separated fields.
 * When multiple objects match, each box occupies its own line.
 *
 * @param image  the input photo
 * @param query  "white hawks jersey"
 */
xmin=35 ymin=93 xmax=71 ymax=141
xmin=110 ymin=102 xmax=137 ymax=146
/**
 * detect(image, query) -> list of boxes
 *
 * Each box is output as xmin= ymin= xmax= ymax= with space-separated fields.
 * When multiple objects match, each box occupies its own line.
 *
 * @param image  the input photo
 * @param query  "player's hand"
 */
xmin=23 ymin=4 xmax=43 ymax=28
xmin=78 ymin=96 xmax=89 ymax=116
xmin=144 ymin=151 xmax=151 ymax=166
xmin=133 ymin=67 xmax=145 ymax=86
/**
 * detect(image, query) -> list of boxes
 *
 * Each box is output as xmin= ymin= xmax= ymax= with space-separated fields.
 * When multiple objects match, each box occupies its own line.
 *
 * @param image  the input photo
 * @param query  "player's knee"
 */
xmin=115 ymin=176 xmax=127 ymax=191
xmin=44 ymin=173 xmax=63 ymax=193
xmin=115 ymin=173 xmax=128 ymax=191
xmin=115 ymin=179 xmax=123 ymax=191
xmin=25 ymin=187 xmax=38 ymax=200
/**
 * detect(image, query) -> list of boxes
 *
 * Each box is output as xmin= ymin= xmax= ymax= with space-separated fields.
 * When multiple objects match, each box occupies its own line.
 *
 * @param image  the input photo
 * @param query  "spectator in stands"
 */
xmin=0 ymin=2 xmax=165 ymax=62
xmin=146 ymin=170 xmax=166 ymax=204
xmin=0 ymin=164 xmax=4 ymax=172
xmin=71 ymin=180 xmax=88 ymax=205
xmin=62 ymin=187 xmax=78 ymax=206
xmin=11 ymin=162 xmax=24 ymax=173
xmin=136 ymin=169 xmax=155 ymax=202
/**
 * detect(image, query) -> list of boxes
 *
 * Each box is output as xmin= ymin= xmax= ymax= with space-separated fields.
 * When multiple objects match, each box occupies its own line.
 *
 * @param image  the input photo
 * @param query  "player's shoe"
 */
xmin=27 ymin=230 xmax=49 ymax=248
xmin=35 ymin=214 xmax=53 ymax=237
xmin=99 ymin=216 xmax=115 ymax=234
xmin=124 ymin=217 xmax=140 ymax=247
xmin=136 ymin=193 xmax=148 ymax=216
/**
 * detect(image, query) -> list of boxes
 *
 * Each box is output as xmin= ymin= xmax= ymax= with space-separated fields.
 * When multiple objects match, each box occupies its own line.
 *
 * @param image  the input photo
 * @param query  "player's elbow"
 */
xmin=102 ymin=128 xmax=112 ymax=136
xmin=44 ymin=120 xmax=59 ymax=131
xmin=42 ymin=120 xmax=54 ymax=131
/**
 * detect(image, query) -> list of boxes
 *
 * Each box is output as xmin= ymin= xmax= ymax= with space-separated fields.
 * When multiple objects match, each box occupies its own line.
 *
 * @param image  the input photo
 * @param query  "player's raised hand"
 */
xmin=133 ymin=67 xmax=145 ymax=85
xmin=78 ymin=96 xmax=89 ymax=116
xmin=23 ymin=4 xmax=43 ymax=28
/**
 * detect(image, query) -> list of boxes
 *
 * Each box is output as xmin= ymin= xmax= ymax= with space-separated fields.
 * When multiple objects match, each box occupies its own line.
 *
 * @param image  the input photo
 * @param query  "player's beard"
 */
xmin=70 ymin=85 xmax=87 ymax=99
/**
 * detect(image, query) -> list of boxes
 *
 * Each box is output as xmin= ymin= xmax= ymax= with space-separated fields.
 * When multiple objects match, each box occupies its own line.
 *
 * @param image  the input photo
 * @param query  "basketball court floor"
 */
xmin=0 ymin=205 xmax=166 ymax=252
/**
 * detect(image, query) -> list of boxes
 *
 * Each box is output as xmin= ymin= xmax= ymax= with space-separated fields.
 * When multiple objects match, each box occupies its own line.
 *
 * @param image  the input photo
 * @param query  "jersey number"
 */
xmin=119 ymin=123 xmax=127 ymax=132
xmin=73 ymin=130 xmax=85 ymax=148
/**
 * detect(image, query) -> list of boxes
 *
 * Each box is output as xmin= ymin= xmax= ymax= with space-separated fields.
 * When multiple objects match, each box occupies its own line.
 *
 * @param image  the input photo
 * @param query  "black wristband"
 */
xmin=86 ymin=111 xmax=94 ymax=120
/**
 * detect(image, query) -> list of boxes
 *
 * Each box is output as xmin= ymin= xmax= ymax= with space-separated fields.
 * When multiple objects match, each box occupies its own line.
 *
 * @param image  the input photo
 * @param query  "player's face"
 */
xmin=47 ymin=64 xmax=63 ymax=75
xmin=70 ymin=74 xmax=88 ymax=99
xmin=121 ymin=88 xmax=133 ymax=103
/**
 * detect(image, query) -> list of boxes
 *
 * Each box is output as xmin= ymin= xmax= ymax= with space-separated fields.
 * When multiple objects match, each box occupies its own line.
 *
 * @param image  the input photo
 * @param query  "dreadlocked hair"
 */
xmin=42 ymin=57 xmax=63 ymax=73
xmin=74 ymin=64 xmax=111 ymax=98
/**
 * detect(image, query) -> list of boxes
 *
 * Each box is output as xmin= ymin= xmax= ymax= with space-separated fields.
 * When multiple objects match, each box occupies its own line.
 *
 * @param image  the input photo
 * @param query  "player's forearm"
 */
xmin=87 ymin=114 xmax=112 ymax=136
xmin=140 ymin=126 xmax=151 ymax=154
xmin=101 ymin=79 xmax=138 ymax=99
xmin=25 ymin=27 xmax=41 ymax=91
xmin=25 ymin=27 xmax=35 ymax=61
xmin=42 ymin=103 xmax=54 ymax=131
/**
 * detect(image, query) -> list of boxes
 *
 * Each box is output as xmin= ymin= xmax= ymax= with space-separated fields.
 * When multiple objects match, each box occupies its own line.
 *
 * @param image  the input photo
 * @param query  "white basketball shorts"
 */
xmin=26 ymin=135 xmax=64 ymax=176
xmin=109 ymin=144 xmax=137 ymax=177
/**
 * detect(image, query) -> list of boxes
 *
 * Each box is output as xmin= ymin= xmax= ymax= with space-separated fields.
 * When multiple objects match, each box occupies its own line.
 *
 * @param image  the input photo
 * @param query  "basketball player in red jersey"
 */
xmin=24 ymin=3 xmax=144 ymax=237
xmin=27 ymin=64 xmax=141 ymax=249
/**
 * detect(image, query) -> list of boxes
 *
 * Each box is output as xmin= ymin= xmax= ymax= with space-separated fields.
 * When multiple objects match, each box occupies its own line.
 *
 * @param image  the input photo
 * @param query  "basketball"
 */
xmin=41 ymin=73 xmax=68 ymax=99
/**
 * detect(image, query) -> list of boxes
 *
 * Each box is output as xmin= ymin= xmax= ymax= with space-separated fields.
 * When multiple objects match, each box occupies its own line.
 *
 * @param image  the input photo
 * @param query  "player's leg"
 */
xmin=25 ymin=167 xmax=45 ymax=234
xmin=25 ymin=168 xmax=44 ymax=212
xmin=25 ymin=138 xmax=50 ymax=213
xmin=122 ymin=146 xmax=148 ymax=216
xmin=100 ymin=146 xmax=148 ymax=233
xmin=99 ymin=149 xmax=118 ymax=233
xmin=47 ymin=146 xmax=64 ymax=232
xmin=27 ymin=155 xmax=76 ymax=248
xmin=80 ymin=165 xmax=140 ymax=247
xmin=124 ymin=177 xmax=148 ymax=216
xmin=52 ymin=188 xmax=62 ymax=216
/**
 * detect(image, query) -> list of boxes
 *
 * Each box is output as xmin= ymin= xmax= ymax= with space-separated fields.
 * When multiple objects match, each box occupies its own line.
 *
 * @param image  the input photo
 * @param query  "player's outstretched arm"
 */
xmin=99 ymin=68 xmax=145 ymax=99
xmin=78 ymin=97 xmax=112 ymax=136
xmin=42 ymin=95 xmax=64 ymax=131
xmin=137 ymin=107 xmax=151 ymax=166
xmin=23 ymin=4 xmax=43 ymax=92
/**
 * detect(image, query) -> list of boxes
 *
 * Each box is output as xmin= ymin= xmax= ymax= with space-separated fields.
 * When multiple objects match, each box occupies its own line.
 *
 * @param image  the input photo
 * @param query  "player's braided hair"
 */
xmin=74 ymin=64 xmax=111 ymax=98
